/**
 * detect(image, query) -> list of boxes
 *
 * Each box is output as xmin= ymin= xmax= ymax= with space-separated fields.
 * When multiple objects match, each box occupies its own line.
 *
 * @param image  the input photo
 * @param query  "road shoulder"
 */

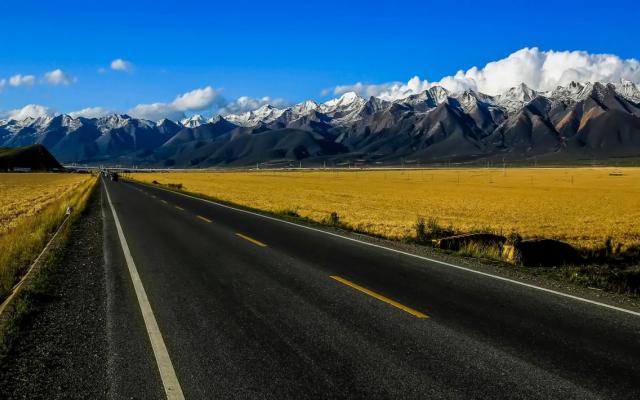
xmin=0 ymin=183 xmax=108 ymax=399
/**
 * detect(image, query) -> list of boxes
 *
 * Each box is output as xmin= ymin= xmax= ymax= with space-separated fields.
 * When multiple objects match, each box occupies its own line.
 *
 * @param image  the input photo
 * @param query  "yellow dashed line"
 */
xmin=236 ymin=233 xmax=267 ymax=247
xmin=330 ymin=276 xmax=428 ymax=319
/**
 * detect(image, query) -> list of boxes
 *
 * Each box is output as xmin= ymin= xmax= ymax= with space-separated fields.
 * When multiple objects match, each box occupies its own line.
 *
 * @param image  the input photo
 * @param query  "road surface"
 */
xmin=101 ymin=178 xmax=640 ymax=399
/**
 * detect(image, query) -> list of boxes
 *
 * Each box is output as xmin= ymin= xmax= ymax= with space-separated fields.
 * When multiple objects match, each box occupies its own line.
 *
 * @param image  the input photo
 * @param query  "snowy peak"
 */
xmin=318 ymin=91 xmax=366 ymax=124
xmin=181 ymin=114 xmax=206 ymax=128
xmin=503 ymin=83 xmax=537 ymax=102
xmin=100 ymin=114 xmax=132 ymax=127
xmin=495 ymin=83 xmax=539 ymax=112
xmin=454 ymin=89 xmax=495 ymax=111
xmin=550 ymin=81 xmax=595 ymax=103
xmin=402 ymin=86 xmax=450 ymax=109
xmin=225 ymin=104 xmax=285 ymax=127
xmin=322 ymin=91 xmax=364 ymax=108
xmin=48 ymin=114 xmax=83 ymax=131
xmin=207 ymin=115 xmax=229 ymax=124
xmin=290 ymin=100 xmax=318 ymax=116
xmin=616 ymin=79 xmax=640 ymax=103
xmin=428 ymin=86 xmax=450 ymax=104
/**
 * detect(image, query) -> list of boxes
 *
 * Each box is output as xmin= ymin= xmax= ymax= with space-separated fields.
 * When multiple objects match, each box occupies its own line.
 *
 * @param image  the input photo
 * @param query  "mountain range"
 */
xmin=1 ymin=80 xmax=640 ymax=167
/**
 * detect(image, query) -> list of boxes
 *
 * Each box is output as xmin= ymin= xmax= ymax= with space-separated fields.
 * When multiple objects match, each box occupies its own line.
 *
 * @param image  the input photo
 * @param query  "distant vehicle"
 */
xmin=110 ymin=172 xmax=119 ymax=182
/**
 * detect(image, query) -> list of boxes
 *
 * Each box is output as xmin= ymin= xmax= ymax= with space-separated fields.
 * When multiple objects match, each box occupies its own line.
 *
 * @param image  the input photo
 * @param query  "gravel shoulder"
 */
xmin=0 ymin=188 xmax=107 ymax=399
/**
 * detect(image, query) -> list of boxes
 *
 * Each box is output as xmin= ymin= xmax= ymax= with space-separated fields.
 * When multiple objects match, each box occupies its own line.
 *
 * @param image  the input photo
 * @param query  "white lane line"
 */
xmin=143 ymin=182 xmax=640 ymax=318
xmin=104 ymin=182 xmax=185 ymax=399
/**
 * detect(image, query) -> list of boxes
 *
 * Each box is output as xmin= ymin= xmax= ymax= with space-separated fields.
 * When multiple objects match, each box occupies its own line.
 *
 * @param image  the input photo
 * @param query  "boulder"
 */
xmin=505 ymin=239 xmax=582 ymax=267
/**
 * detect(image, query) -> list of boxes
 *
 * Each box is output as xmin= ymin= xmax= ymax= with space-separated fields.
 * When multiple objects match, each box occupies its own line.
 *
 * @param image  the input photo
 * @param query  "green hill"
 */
xmin=0 ymin=144 xmax=63 ymax=171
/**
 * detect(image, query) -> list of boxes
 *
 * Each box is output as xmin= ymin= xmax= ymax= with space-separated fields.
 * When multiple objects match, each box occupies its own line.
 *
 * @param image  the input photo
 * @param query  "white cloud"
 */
xmin=329 ymin=47 xmax=640 ymax=100
xmin=44 ymin=69 xmax=76 ymax=85
xmin=171 ymin=86 xmax=220 ymax=110
xmin=110 ymin=58 xmax=134 ymax=72
xmin=128 ymin=86 xmax=221 ymax=120
xmin=331 ymin=76 xmax=430 ymax=100
xmin=68 ymin=107 xmax=113 ymax=119
xmin=1 ymin=104 xmax=54 ymax=120
xmin=218 ymin=96 xmax=287 ymax=115
xmin=8 ymin=74 xmax=36 ymax=87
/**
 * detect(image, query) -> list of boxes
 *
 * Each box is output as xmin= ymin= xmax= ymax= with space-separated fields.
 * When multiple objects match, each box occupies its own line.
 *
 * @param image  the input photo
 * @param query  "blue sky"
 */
xmin=1 ymin=0 xmax=638 ymax=119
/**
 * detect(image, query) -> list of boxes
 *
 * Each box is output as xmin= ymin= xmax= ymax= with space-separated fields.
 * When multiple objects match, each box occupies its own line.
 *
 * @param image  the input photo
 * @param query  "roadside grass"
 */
xmin=414 ymin=217 xmax=456 ymax=243
xmin=0 ymin=175 xmax=97 ymax=301
xmin=0 ymin=175 xmax=98 ymax=361
xmin=454 ymin=242 xmax=504 ymax=262
xmin=528 ymin=265 xmax=640 ymax=296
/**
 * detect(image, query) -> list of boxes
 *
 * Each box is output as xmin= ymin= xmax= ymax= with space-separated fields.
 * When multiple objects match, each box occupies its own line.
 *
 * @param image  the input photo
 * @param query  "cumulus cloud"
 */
xmin=217 ymin=96 xmax=288 ymax=115
xmin=172 ymin=86 xmax=221 ymax=110
xmin=128 ymin=86 xmax=221 ymax=120
xmin=329 ymin=47 xmax=640 ymax=100
xmin=110 ymin=58 xmax=134 ymax=72
xmin=331 ymin=76 xmax=430 ymax=100
xmin=68 ymin=107 xmax=113 ymax=119
xmin=1 ymin=104 xmax=54 ymax=120
xmin=8 ymin=74 xmax=36 ymax=87
xmin=44 ymin=69 xmax=76 ymax=85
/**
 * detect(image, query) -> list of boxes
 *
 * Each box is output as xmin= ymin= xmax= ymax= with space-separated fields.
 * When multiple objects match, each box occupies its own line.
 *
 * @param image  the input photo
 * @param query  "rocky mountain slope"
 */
xmin=1 ymin=81 xmax=639 ymax=166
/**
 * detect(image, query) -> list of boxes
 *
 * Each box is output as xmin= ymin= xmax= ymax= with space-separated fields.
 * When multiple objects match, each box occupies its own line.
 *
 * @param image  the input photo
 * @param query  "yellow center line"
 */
xmin=330 ymin=276 xmax=429 ymax=319
xmin=175 ymin=206 xmax=184 ymax=211
xmin=161 ymin=200 xmax=168 ymax=204
xmin=197 ymin=215 xmax=212 ymax=223
xmin=236 ymin=233 xmax=267 ymax=247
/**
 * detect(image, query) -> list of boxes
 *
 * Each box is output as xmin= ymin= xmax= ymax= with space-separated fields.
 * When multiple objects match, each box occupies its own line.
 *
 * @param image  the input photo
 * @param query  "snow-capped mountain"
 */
xmin=615 ymin=80 xmax=640 ymax=103
xmin=224 ymin=104 xmax=285 ymax=127
xmin=289 ymin=100 xmax=319 ymax=118
xmin=400 ymin=86 xmax=450 ymax=110
xmin=180 ymin=114 xmax=206 ymax=128
xmin=318 ymin=91 xmax=367 ymax=123
xmin=2 ymin=80 xmax=640 ymax=166
xmin=494 ymin=83 xmax=539 ymax=113
xmin=549 ymin=81 xmax=596 ymax=104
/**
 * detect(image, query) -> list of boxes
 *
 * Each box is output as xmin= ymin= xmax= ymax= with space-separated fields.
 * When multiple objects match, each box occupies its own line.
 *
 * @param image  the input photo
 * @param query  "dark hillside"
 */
xmin=0 ymin=144 xmax=63 ymax=171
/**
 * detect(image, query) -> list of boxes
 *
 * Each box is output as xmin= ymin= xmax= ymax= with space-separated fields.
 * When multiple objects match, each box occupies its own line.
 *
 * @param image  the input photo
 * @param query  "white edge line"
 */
xmin=141 ymin=181 xmax=640 ymax=318
xmin=103 ymin=181 xmax=185 ymax=399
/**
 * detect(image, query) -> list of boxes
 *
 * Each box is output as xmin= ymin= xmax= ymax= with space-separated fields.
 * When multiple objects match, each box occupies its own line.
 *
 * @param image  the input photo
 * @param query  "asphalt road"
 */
xmin=102 ymin=177 xmax=640 ymax=399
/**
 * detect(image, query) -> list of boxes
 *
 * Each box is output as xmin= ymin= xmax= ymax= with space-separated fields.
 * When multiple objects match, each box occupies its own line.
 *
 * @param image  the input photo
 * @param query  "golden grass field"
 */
xmin=0 ymin=173 xmax=91 ymax=234
xmin=0 ymin=173 xmax=96 ymax=298
xmin=131 ymin=168 xmax=640 ymax=250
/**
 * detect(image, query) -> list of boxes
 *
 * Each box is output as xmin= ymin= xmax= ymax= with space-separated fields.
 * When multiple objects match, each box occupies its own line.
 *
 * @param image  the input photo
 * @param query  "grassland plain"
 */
xmin=131 ymin=168 xmax=640 ymax=251
xmin=0 ymin=173 xmax=96 ymax=299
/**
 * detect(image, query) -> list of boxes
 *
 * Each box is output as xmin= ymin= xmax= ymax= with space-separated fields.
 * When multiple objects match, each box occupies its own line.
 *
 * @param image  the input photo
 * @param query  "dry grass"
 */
xmin=130 ymin=167 xmax=640 ymax=250
xmin=0 ymin=173 xmax=96 ymax=299
xmin=0 ymin=173 xmax=91 ymax=235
